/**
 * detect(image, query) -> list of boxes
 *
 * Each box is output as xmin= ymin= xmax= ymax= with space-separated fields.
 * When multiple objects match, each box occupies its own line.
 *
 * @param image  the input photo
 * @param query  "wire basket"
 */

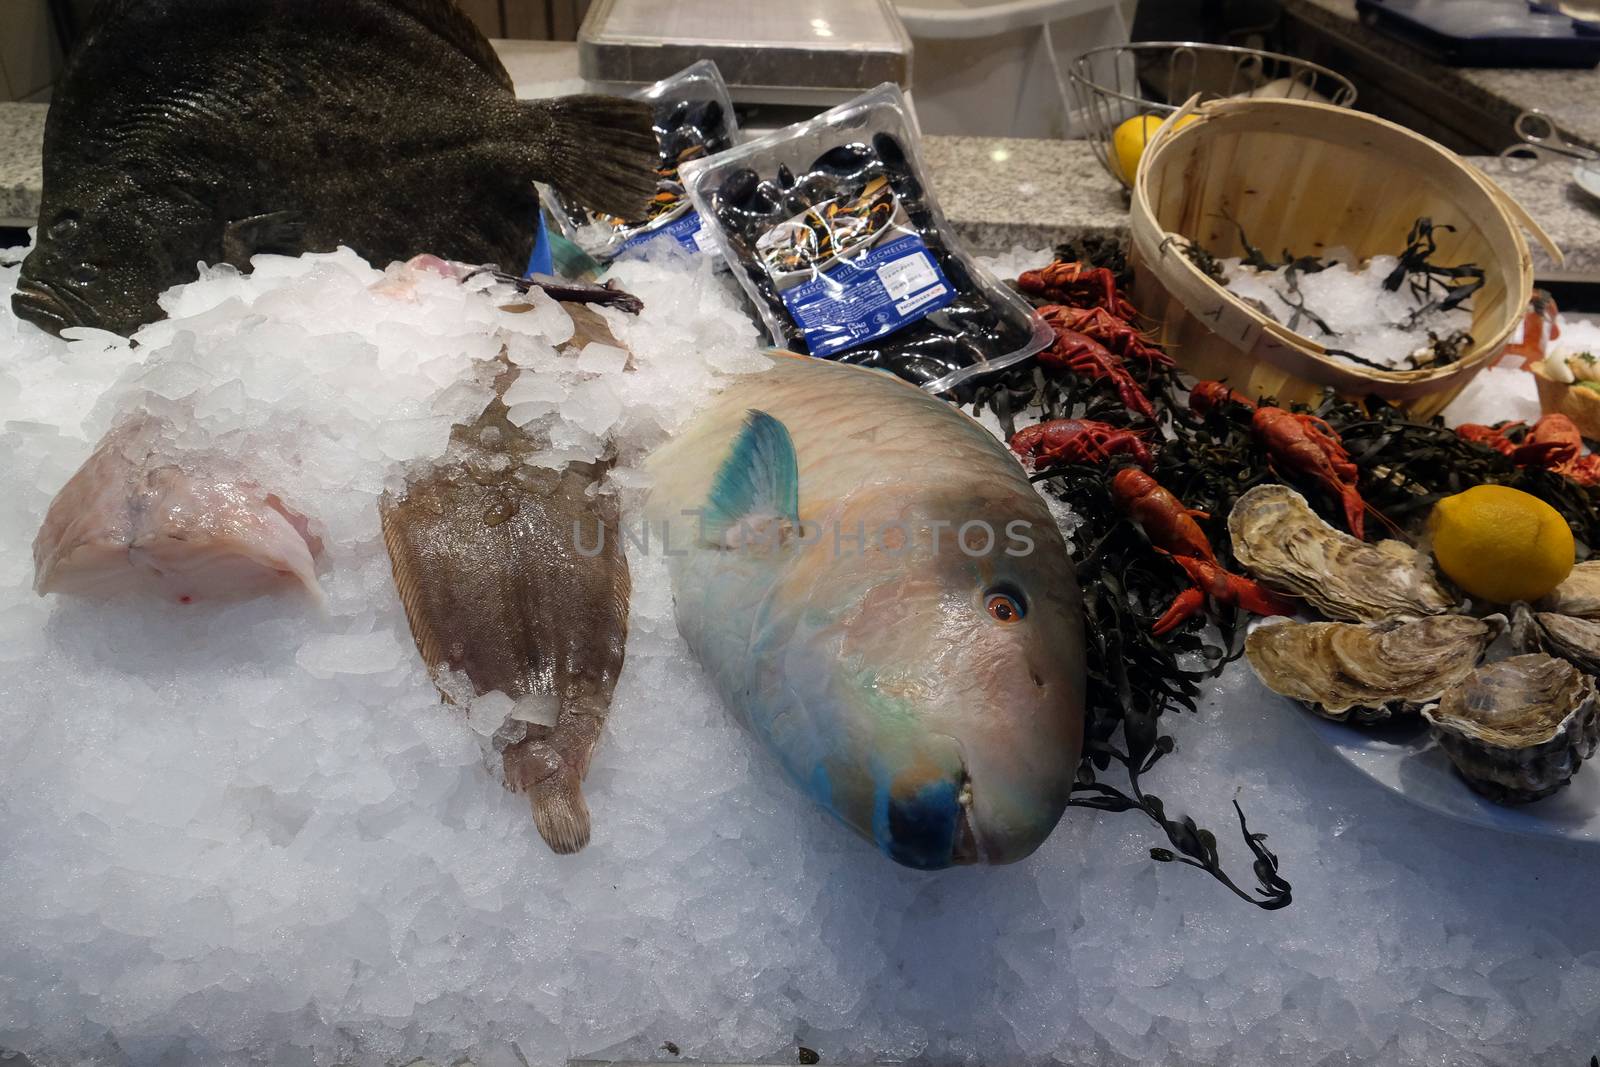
xmin=1068 ymin=42 xmax=1358 ymax=188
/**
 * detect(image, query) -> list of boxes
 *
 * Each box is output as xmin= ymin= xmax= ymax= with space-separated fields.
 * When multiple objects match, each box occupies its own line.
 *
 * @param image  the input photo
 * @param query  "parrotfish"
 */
xmin=33 ymin=416 xmax=323 ymax=605
xmin=644 ymin=356 xmax=1085 ymax=869
xmin=13 ymin=0 xmax=657 ymax=338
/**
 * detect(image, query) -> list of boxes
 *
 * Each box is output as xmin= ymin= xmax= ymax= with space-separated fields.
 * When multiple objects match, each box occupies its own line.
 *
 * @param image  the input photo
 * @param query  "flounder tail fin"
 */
xmin=501 ymin=693 xmax=610 ymax=854
xmin=520 ymin=94 xmax=658 ymax=222
xmin=701 ymin=410 xmax=801 ymax=550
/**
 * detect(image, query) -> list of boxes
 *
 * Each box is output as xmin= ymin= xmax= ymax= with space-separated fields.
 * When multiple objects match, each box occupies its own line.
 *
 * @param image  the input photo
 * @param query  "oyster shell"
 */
xmin=1421 ymin=654 xmax=1600 ymax=804
xmin=1229 ymin=484 xmax=1456 ymax=622
xmin=1535 ymin=559 xmax=1600 ymax=618
xmin=1246 ymin=614 xmax=1501 ymax=722
xmin=1511 ymin=604 xmax=1600 ymax=675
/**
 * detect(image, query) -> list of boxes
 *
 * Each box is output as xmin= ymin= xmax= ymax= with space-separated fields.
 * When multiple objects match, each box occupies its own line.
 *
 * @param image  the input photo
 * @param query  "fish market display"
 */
xmin=11 ymin=238 xmax=1600 ymax=1065
xmin=1228 ymin=484 xmax=1455 ymax=622
xmin=12 ymin=0 xmax=657 ymax=337
xmin=33 ymin=415 xmax=322 ymax=604
xmin=644 ymin=355 xmax=1085 ymax=869
xmin=1421 ymin=654 xmax=1600 ymax=804
xmin=1245 ymin=614 xmax=1501 ymax=723
xmin=381 ymin=390 xmax=630 ymax=855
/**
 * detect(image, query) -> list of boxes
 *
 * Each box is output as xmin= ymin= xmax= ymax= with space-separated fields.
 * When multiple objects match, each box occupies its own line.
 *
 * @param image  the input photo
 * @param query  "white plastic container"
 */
xmin=893 ymin=0 xmax=1131 ymax=138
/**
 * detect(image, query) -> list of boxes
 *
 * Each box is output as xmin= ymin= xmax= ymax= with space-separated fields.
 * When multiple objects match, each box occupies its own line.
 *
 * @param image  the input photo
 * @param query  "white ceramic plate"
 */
xmin=1295 ymin=707 xmax=1600 ymax=844
xmin=1575 ymin=160 xmax=1600 ymax=203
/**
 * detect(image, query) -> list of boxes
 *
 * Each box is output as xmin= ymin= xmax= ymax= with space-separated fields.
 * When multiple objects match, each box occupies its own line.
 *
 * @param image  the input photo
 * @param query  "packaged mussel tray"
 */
xmin=682 ymin=83 xmax=1051 ymax=394
xmin=549 ymin=60 xmax=739 ymax=262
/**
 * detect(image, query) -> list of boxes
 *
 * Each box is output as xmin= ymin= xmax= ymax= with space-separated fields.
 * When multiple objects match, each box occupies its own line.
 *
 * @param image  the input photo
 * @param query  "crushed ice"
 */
xmin=1219 ymin=252 xmax=1475 ymax=371
xmin=0 ymin=243 xmax=1596 ymax=1066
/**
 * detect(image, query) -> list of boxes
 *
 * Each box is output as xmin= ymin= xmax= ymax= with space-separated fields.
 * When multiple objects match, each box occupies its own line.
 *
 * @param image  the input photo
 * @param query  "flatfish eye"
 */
xmin=72 ymin=264 xmax=99 ymax=285
xmin=985 ymin=590 xmax=1025 ymax=623
xmin=49 ymin=213 xmax=80 ymax=240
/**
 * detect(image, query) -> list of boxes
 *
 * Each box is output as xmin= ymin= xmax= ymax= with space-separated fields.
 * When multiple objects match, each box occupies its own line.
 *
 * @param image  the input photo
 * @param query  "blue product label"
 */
xmin=778 ymin=233 xmax=955 ymax=358
xmin=622 ymin=209 xmax=713 ymax=255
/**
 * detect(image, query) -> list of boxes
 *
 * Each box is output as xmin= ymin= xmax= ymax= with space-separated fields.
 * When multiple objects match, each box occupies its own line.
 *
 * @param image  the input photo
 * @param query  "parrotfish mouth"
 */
xmin=882 ymin=767 xmax=984 ymax=870
xmin=11 ymin=279 xmax=80 ymax=335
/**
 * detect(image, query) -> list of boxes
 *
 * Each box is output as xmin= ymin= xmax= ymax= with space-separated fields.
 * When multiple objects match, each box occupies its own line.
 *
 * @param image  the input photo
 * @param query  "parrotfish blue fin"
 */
xmin=700 ymin=410 xmax=800 ymax=548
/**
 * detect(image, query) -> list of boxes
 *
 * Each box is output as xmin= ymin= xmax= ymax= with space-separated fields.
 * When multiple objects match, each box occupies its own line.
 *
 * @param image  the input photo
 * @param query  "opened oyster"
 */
xmin=1229 ymin=484 xmax=1456 ymax=622
xmin=1512 ymin=604 xmax=1600 ymax=675
xmin=1421 ymin=654 xmax=1600 ymax=804
xmin=1536 ymin=559 xmax=1600 ymax=618
xmin=1246 ymin=614 xmax=1502 ymax=723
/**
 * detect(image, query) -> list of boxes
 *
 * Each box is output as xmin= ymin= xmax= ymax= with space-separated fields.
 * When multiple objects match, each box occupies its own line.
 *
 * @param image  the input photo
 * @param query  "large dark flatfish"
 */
xmin=381 ymin=396 xmax=630 ymax=854
xmin=14 ymin=0 xmax=656 ymax=338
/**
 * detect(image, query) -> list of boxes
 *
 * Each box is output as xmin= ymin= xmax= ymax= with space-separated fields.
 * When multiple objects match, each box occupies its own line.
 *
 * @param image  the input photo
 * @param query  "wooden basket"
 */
xmin=1128 ymin=97 xmax=1562 ymax=419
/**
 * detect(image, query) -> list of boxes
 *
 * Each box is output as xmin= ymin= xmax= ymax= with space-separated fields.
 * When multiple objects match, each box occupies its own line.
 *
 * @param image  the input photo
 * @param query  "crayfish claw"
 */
xmin=1152 ymin=587 xmax=1209 ymax=636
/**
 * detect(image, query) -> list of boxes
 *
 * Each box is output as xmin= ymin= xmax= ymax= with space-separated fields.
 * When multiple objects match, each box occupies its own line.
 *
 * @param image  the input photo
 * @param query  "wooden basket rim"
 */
xmin=1131 ymin=97 xmax=1542 ymax=390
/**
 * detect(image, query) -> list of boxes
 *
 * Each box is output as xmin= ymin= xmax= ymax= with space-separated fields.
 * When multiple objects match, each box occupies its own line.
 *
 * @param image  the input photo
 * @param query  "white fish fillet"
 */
xmin=33 ymin=418 xmax=322 ymax=605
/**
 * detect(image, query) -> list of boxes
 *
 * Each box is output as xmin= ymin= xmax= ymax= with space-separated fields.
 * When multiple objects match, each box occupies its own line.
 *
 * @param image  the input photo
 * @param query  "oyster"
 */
xmin=1246 ymin=614 xmax=1501 ymax=723
xmin=1511 ymin=604 xmax=1600 ymax=675
xmin=1229 ymin=484 xmax=1456 ymax=622
xmin=1536 ymin=559 xmax=1600 ymax=618
xmin=1421 ymin=654 xmax=1600 ymax=804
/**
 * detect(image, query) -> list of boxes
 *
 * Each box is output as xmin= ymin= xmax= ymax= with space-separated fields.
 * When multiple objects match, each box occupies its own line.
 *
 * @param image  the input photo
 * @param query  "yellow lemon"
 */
xmin=1429 ymin=485 xmax=1574 ymax=604
xmin=1111 ymin=113 xmax=1197 ymax=184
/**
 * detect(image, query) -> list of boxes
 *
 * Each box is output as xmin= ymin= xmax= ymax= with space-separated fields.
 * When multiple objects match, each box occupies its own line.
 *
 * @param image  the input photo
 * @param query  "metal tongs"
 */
xmin=1497 ymin=109 xmax=1600 ymax=173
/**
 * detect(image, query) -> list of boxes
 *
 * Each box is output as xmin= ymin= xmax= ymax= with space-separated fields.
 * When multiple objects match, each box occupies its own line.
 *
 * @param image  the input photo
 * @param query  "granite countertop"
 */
xmin=1283 ymin=0 xmax=1600 ymax=149
xmin=0 ymin=102 xmax=46 ymax=227
xmin=2 ymin=99 xmax=1597 ymax=277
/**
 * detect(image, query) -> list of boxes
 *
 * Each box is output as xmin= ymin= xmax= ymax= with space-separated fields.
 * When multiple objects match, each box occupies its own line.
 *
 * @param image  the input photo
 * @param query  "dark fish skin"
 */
xmin=13 ymin=0 xmax=658 ymax=338
xmin=380 ymin=395 xmax=630 ymax=855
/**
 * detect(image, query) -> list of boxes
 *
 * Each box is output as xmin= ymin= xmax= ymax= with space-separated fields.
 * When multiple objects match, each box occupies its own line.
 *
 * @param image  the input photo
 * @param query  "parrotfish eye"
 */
xmin=984 ymin=588 xmax=1026 ymax=623
xmin=72 ymin=264 xmax=100 ymax=285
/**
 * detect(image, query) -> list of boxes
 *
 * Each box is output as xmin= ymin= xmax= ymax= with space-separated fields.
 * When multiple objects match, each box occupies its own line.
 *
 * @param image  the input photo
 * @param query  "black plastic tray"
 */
xmin=1356 ymin=0 xmax=1600 ymax=67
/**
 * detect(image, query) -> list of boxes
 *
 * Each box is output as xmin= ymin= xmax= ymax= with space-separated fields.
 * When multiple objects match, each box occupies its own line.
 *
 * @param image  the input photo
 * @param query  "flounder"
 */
xmin=381 ymin=354 xmax=630 ymax=855
xmin=14 ymin=0 xmax=657 ymax=338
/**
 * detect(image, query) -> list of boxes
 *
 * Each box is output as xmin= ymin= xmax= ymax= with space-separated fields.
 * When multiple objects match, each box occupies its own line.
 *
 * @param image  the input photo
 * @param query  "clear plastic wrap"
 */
xmin=549 ymin=60 xmax=740 ymax=262
xmin=681 ymin=83 xmax=1050 ymax=394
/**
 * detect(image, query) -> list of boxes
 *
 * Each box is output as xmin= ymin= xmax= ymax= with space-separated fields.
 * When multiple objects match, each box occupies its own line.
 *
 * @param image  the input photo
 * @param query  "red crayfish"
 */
xmin=1513 ymin=414 xmax=1600 ymax=484
xmin=1456 ymin=421 xmax=1521 ymax=456
xmin=1044 ymin=305 xmax=1173 ymax=368
xmin=1037 ymin=305 xmax=1157 ymax=420
xmin=1009 ymin=419 xmax=1153 ymax=470
xmin=1456 ymin=414 xmax=1600 ymax=484
xmin=1504 ymin=289 xmax=1561 ymax=367
xmin=1018 ymin=261 xmax=1139 ymax=321
xmin=1188 ymin=379 xmax=1256 ymax=415
xmin=1190 ymin=380 xmax=1371 ymax=539
xmin=1110 ymin=468 xmax=1297 ymax=635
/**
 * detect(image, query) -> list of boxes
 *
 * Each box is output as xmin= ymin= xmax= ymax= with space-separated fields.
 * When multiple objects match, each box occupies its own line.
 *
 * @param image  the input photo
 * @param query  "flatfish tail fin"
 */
xmin=502 ymin=693 xmax=610 ymax=854
xmin=520 ymin=94 xmax=659 ymax=222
